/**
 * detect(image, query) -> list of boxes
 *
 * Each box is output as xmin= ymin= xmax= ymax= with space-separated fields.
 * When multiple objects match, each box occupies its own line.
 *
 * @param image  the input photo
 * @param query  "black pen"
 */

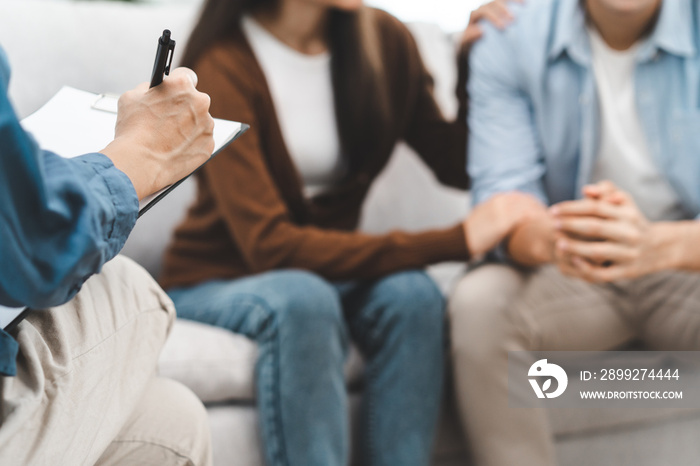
xmin=150 ymin=29 xmax=176 ymax=88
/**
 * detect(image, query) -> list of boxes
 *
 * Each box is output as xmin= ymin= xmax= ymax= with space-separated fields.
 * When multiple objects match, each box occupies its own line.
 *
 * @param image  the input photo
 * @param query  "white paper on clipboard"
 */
xmin=0 ymin=305 xmax=24 ymax=330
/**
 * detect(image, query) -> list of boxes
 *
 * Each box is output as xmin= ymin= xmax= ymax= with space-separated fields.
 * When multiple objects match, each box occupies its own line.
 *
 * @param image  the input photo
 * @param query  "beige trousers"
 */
xmin=449 ymin=264 xmax=700 ymax=466
xmin=0 ymin=256 xmax=212 ymax=466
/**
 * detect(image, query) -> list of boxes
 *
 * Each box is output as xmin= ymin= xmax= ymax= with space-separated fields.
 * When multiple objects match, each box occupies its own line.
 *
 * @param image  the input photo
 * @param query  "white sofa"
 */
xmin=3 ymin=1 xmax=700 ymax=465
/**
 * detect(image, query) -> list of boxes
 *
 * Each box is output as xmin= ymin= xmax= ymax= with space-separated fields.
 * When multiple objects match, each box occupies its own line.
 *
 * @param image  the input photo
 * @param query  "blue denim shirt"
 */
xmin=0 ymin=46 xmax=138 ymax=375
xmin=468 ymin=0 xmax=700 ymax=221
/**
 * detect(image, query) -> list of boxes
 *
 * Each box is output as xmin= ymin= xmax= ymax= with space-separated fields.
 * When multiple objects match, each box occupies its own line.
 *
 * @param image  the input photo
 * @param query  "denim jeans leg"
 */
xmin=339 ymin=270 xmax=445 ymax=466
xmin=168 ymin=270 xmax=349 ymax=466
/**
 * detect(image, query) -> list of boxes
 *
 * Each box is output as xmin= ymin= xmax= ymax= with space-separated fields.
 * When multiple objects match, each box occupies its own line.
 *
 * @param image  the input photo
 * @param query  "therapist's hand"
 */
xmin=461 ymin=0 xmax=523 ymax=46
xmin=101 ymin=67 xmax=215 ymax=200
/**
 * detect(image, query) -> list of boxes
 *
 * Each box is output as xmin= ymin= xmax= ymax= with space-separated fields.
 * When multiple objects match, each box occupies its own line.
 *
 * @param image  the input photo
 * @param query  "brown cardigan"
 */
xmin=159 ymin=9 xmax=471 ymax=290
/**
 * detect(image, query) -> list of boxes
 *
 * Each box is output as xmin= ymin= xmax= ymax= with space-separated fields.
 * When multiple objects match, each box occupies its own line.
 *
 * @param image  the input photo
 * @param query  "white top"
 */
xmin=241 ymin=15 xmax=345 ymax=197
xmin=588 ymin=28 xmax=685 ymax=222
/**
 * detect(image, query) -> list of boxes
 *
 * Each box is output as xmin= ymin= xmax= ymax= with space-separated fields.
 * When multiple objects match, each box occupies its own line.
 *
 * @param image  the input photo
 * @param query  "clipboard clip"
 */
xmin=91 ymin=93 xmax=120 ymax=114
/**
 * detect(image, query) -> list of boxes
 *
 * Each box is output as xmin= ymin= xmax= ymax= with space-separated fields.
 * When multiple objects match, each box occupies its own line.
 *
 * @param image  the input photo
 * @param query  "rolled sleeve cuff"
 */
xmin=76 ymin=153 xmax=139 ymax=258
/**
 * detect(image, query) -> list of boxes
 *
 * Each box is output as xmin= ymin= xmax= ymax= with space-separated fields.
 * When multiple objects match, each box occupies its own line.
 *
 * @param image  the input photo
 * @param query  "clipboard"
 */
xmin=21 ymin=86 xmax=249 ymax=216
xmin=0 ymin=306 xmax=28 ymax=332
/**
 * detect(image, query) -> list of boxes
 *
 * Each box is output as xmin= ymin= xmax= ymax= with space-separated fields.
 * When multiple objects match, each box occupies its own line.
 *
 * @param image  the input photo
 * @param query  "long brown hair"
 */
xmin=183 ymin=0 xmax=391 ymax=173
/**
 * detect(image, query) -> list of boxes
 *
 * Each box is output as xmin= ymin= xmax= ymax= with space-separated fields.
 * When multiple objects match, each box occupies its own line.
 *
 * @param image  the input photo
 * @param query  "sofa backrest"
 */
xmin=0 ymin=0 xmax=469 ymax=279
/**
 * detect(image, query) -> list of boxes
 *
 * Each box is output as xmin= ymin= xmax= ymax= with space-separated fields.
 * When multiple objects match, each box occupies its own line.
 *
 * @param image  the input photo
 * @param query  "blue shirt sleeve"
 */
xmin=467 ymin=23 xmax=549 ymax=207
xmin=467 ymin=22 xmax=551 ymax=262
xmin=0 ymin=47 xmax=139 ymax=309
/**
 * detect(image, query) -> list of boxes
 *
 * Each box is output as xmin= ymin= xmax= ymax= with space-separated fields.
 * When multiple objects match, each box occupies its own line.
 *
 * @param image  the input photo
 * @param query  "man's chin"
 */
xmin=589 ymin=0 xmax=661 ymax=16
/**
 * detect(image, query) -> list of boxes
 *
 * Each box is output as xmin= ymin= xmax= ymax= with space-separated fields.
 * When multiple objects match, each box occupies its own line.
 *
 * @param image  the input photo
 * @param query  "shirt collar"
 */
xmin=639 ymin=0 xmax=696 ymax=60
xmin=548 ymin=0 xmax=591 ymax=65
xmin=548 ymin=0 xmax=696 ymax=65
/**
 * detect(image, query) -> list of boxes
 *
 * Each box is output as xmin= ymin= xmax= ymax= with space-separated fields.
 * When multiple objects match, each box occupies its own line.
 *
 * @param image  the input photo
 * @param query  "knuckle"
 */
xmin=590 ymin=245 xmax=605 ymax=259
xmin=628 ymin=230 xmax=642 ymax=244
xmin=197 ymin=93 xmax=211 ymax=111
xmin=189 ymin=92 xmax=207 ymax=112
xmin=119 ymin=91 xmax=133 ymax=105
xmin=589 ymin=222 xmax=602 ymax=236
xmin=176 ymin=72 xmax=191 ymax=85
xmin=170 ymin=74 xmax=191 ymax=90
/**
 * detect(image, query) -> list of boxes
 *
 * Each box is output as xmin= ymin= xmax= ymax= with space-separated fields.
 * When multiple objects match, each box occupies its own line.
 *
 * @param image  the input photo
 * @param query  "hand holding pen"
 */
xmin=100 ymin=29 xmax=215 ymax=200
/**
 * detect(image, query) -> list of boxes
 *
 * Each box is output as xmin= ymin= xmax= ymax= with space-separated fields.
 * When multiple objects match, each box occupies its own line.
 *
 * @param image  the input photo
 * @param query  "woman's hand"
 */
xmin=461 ymin=0 xmax=522 ymax=47
xmin=465 ymin=191 xmax=543 ymax=258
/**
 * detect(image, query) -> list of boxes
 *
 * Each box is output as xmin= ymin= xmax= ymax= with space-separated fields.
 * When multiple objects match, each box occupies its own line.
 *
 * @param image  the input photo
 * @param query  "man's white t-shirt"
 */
xmin=242 ymin=16 xmax=345 ymax=198
xmin=588 ymin=28 xmax=685 ymax=222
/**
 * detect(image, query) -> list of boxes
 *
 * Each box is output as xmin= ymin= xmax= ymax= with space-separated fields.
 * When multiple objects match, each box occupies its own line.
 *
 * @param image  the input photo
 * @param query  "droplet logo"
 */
xmin=528 ymin=359 xmax=568 ymax=399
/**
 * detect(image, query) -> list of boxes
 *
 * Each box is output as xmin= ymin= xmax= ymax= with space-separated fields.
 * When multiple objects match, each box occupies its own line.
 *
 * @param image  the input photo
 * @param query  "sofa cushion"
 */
xmin=158 ymin=320 xmax=257 ymax=403
xmin=158 ymin=319 xmax=366 ymax=403
xmin=206 ymin=394 xmax=471 ymax=466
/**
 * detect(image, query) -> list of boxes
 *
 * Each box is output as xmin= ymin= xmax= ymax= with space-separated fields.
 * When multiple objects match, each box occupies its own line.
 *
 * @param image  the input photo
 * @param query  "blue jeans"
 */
xmin=168 ymin=269 xmax=445 ymax=466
